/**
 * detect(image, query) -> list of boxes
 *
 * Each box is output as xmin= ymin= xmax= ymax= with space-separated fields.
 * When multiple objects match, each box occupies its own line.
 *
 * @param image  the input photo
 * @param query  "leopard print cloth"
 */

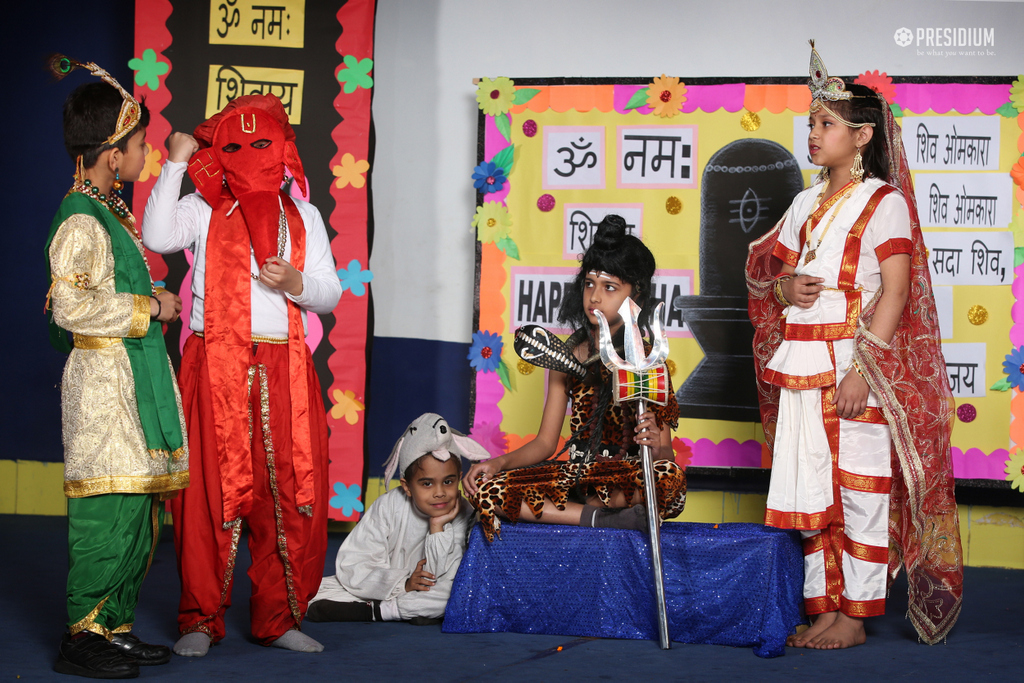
xmin=565 ymin=365 xmax=680 ymax=461
xmin=470 ymin=460 xmax=686 ymax=542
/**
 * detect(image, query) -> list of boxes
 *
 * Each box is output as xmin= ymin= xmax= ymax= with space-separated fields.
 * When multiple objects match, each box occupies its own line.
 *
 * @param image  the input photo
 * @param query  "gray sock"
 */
xmin=173 ymin=632 xmax=211 ymax=657
xmin=271 ymin=630 xmax=323 ymax=653
xmin=591 ymin=504 xmax=648 ymax=531
xmin=579 ymin=504 xmax=601 ymax=527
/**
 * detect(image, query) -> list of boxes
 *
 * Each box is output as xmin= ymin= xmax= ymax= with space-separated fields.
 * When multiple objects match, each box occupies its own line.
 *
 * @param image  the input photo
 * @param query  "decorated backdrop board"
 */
xmin=468 ymin=75 xmax=1024 ymax=491
xmin=133 ymin=0 xmax=375 ymax=521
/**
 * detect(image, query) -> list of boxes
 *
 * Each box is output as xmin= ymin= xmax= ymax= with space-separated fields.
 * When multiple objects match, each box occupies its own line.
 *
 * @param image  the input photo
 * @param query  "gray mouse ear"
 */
xmin=382 ymin=435 xmax=404 ymax=489
xmin=450 ymin=433 xmax=492 ymax=462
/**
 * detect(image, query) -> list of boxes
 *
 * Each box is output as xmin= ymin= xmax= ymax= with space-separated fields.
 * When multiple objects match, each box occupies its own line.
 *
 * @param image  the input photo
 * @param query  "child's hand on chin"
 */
xmin=428 ymin=494 xmax=462 ymax=534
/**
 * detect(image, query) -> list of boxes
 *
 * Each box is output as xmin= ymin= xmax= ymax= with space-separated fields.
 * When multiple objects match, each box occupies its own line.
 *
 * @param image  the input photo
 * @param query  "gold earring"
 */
xmin=851 ymin=148 xmax=864 ymax=183
xmin=112 ymin=169 xmax=123 ymax=192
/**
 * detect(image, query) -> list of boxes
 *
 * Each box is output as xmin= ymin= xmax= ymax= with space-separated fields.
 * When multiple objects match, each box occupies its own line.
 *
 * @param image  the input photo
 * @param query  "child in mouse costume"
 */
xmin=307 ymin=413 xmax=488 ymax=624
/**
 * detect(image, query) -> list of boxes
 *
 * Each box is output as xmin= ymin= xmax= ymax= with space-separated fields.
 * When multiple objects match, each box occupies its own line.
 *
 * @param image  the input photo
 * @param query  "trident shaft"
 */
xmin=594 ymin=298 xmax=671 ymax=650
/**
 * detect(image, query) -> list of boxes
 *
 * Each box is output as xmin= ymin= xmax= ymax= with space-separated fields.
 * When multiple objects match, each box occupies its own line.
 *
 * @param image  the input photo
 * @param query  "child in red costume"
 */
xmin=143 ymin=94 xmax=342 ymax=656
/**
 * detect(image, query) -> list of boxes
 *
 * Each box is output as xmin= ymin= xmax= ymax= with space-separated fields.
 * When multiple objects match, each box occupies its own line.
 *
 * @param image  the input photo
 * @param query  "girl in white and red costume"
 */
xmin=746 ymin=42 xmax=962 ymax=650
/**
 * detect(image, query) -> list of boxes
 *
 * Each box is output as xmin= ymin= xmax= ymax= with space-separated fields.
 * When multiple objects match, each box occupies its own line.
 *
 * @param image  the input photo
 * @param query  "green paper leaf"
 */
xmin=889 ymin=103 xmax=903 ymax=118
xmin=496 ymin=236 xmax=521 ymax=260
xmin=996 ymin=101 xmax=1018 ymax=118
xmin=513 ymin=88 xmax=541 ymax=105
xmin=624 ymin=88 xmax=650 ymax=111
xmin=990 ymin=377 xmax=1013 ymax=392
xmin=1015 ymin=246 xmax=1024 ymax=267
xmin=494 ymin=112 xmax=511 ymax=142
xmin=491 ymin=145 xmax=515 ymax=175
xmin=497 ymin=359 xmax=514 ymax=391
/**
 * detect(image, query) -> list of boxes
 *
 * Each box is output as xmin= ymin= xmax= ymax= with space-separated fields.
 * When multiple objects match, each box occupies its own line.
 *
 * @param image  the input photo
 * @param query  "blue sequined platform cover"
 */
xmin=443 ymin=522 xmax=804 ymax=658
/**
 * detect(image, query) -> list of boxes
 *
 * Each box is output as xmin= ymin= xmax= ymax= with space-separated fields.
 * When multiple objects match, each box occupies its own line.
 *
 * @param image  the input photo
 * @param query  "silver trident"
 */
xmin=594 ymin=298 xmax=671 ymax=650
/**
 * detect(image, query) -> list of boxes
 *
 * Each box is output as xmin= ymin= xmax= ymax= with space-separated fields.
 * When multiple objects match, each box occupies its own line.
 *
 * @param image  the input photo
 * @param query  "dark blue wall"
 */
xmin=5 ymin=2 xmax=134 ymax=462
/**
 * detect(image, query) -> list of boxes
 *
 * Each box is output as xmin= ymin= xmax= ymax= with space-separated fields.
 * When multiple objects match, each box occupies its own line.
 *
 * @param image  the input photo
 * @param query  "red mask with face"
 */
xmin=189 ymin=95 xmax=306 ymax=265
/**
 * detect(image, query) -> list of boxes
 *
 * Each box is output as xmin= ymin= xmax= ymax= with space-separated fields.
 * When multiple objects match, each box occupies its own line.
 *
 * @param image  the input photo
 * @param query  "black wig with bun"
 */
xmin=558 ymin=214 xmax=658 ymax=340
xmin=556 ymin=214 xmax=659 ymax=460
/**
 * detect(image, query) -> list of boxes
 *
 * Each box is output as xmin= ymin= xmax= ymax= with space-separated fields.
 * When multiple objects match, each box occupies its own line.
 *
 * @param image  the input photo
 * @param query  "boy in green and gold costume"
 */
xmin=44 ymin=56 xmax=189 ymax=679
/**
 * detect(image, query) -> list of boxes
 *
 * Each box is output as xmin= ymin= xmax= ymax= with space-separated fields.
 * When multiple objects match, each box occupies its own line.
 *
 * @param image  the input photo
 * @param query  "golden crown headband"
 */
xmin=807 ymin=40 xmax=875 ymax=129
xmin=49 ymin=54 xmax=142 ymax=147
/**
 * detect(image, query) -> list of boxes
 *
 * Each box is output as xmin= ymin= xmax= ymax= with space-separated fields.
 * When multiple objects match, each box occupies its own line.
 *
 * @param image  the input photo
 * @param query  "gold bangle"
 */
xmin=774 ymin=276 xmax=793 ymax=307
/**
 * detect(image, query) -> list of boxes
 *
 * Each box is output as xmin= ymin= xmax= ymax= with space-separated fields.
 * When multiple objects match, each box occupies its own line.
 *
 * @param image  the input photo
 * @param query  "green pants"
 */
xmin=66 ymin=493 xmax=161 ymax=636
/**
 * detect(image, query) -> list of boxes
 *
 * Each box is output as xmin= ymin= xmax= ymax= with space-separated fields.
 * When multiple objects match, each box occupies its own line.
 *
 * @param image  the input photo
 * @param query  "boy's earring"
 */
xmin=850 ymin=148 xmax=864 ymax=183
xmin=112 ymin=170 xmax=123 ymax=193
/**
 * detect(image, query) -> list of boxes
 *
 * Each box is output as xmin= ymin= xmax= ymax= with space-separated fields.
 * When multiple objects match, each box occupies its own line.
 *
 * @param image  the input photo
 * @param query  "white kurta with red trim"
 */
xmin=763 ymin=177 xmax=912 ymax=615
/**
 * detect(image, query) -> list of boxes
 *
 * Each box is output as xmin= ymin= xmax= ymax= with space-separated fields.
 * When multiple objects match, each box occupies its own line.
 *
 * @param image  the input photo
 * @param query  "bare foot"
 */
xmin=787 ymin=611 xmax=837 ymax=648
xmin=806 ymin=613 xmax=866 ymax=650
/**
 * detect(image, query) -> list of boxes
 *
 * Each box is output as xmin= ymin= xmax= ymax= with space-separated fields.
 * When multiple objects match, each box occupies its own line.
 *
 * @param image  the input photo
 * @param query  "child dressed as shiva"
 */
xmin=463 ymin=216 xmax=686 ymax=541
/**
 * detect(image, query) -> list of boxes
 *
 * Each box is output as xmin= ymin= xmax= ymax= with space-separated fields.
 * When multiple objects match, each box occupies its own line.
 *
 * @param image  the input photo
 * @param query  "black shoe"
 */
xmin=109 ymin=633 xmax=172 ymax=666
xmin=54 ymin=632 xmax=139 ymax=679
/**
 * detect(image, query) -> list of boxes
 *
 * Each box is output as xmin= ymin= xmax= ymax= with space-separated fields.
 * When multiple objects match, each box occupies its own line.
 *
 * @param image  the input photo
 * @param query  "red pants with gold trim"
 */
xmin=765 ymin=384 xmax=892 ymax=618
xmin=169 ymin=335 xmax=329 ymax=644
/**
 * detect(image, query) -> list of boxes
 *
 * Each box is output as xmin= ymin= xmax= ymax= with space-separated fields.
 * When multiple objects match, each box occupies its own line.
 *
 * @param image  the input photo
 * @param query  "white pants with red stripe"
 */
xmin=766 ymin=384 xmax=892 ymax=617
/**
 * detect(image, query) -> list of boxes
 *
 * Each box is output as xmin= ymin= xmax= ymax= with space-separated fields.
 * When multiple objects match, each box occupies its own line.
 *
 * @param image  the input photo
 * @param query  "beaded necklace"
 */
xmin=70 ymin=179 xmax=157 ymax=295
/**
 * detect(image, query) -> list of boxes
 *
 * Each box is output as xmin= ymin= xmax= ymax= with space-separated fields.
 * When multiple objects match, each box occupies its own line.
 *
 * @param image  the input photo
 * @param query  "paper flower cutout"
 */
xmin=537 ymin=194 xmax=555 ymax=212
xmin=332 ymin=153 xmax=370 ymax=189
xmin=330 ymin=388 xmax=365 ymax=425
xmin=1011 ymin=156 xmax=1024 ymax=192
xmin=473 ymin=202 xmax=512 ymax=244
xmin=337 ymin=55 xmax=374 ymax=94
xmin=139 ymin=146 xmax=163 ymax=183
xmin=523 ymin=120 xmax=538 ymax=137
xmin=1005 ymin=449 xmax=1024 ymax=492
xmin=329 ymin=482 xmax=365 ymax=515
xmin=469 ymin=330 xmax=503 ymax=373
xmin=645 ymin=75 xmax=687 ymax=118
xmin=1010 ymin=76 xmax=1024 ymax=113
xmin=468 ymin=421 xmax=509 ymax=458
xmin=337 ymin=259 xmax=373 ymax=296
xmin=128 ymin=49 xmax=169 ymax=91
xmin=854 ymin=70 xmax=896 ymax=103
xmin=1002 ymin=346 xmax=1024 ymax=390
xmin=476 ymin=77 xmax=515 ymax=116
xmin=671 ymin=438 xmax=693 ymax=469
xmin=472 ymin=161 xmax=507 ymax=194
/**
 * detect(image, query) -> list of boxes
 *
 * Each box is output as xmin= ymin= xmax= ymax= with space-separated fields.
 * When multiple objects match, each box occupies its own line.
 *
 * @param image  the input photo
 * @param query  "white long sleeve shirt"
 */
xmin=142 ymin=160 xmax=342 ymax=337
xmin=312 ymin=488 xmax=474 ymax=621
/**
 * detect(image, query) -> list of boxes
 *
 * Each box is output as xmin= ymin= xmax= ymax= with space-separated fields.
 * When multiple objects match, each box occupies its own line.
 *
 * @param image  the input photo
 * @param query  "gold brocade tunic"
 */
xmin=48 ymin=212 xmax=189 ymax=498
